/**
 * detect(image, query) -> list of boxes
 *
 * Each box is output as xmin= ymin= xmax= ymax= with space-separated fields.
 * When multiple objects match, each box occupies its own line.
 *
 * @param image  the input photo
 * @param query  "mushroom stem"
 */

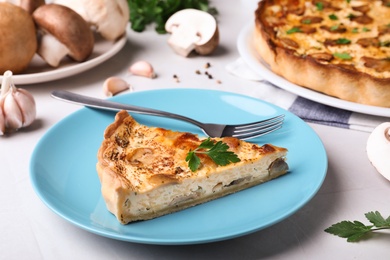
xmin=167 ymin=27 xmax=201 ymax=57
xmin=1 ymin=71 xmax=13 ymax=99
xmin=367 ymin=122 xmax=390 ymax=181
xmin=385 ymin=127 xmax=390 ymax=142
xmin=37 ymin=33 xmax=70 ymax=67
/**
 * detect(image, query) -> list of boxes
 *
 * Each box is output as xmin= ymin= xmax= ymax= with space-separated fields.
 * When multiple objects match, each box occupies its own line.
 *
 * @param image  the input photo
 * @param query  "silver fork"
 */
xmin=51 ymin=90 xmax=284 ymax=140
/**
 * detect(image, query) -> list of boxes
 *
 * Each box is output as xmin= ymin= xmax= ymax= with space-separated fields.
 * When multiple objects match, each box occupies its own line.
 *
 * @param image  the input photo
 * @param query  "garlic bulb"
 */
xmin=0 ymin=70 xmax=36 ymax=135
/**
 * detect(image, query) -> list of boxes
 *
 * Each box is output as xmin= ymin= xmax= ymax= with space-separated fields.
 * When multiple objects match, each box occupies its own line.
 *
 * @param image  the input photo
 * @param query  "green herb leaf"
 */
xmin=186 ymin=138 xmax=241 ymax=172
xmin=351 ymin=27 xmax=359 ymax=33
xmin=185 ymin=150 xmax=201 ymax=172
xmin=334 ymin=52 xmax=352 ymax=60
xmin=128 ymin=0 xmax=218 ymax=34
xmin=325 ymin=211 xmax=390 ymax=242
xmin=325 ymin=221 xmax=373 ymax=242
xmin=316 ymin=2 xmax=324 ymax=11
xmin=330 ymin=25 xmax=339 ymax=31
xmin=362 ymin=27 xmax=371 ymax=32
xmin=207 ymin=141 xmax=241 ymax=166
xmin=336 ymin=38 xmax=351 ymax=44
xmin=197 ymin=137 xmax=216 ymax=150
xmin=329 ymin=14 xmax=338 ymax=20
xmin=365 ymin=211 xmax=390 ymax=228
xmin=287 ymin=27 xmax=302 ymax=34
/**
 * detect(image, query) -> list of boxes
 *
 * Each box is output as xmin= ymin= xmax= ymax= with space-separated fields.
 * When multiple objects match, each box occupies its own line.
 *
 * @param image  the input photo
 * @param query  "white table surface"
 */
xmin=2 ymin=1 xmax=390 ymax=259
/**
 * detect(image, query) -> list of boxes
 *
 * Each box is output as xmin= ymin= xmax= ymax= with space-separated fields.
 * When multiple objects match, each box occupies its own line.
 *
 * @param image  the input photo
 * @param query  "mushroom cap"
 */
xmin=33 ymin=3 xmax=94 ymax=62
xmin=0 ymin=2 xmax=37 ymax=74
xmin=165 ymin=9 xmax=219 ymax=56
xmin=84 ymin=0 xmax=129 ymax=41
xmin=19 ymin=0 xmax=45 ymax=14
xmin=53 ymin=0 xmax=129 ymax=41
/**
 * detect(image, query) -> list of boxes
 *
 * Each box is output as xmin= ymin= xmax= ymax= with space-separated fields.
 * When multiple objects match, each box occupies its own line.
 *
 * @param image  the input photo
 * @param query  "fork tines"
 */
xmin=232 ymin=115 xmax=285 ymax=140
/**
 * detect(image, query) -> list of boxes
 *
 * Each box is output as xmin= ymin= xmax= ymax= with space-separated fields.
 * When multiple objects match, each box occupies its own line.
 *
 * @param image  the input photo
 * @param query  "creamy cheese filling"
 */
xmin=122 ymin=155 xmax=283 ymax=217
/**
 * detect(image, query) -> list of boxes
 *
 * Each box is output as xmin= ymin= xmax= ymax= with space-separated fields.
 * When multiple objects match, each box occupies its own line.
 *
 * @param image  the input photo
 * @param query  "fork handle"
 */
xmin=51 ymin=90 xmax=204 ymax=128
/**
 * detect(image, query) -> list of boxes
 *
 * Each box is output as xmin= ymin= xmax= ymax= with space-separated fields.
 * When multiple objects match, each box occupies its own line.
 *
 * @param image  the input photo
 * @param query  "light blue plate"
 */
xmin=30 ymin=89 xmax=327 ymax=245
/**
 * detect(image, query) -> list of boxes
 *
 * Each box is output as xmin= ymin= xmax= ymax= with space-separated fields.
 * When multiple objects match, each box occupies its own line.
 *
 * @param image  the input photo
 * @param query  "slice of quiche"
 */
xmin=96 ymin=110 xmax=288 ymax=224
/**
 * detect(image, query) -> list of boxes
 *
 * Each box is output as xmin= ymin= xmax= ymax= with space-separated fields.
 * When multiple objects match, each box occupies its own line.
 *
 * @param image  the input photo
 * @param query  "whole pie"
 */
xmin=254 ymin=0 xmax=390 ymax=107
xmin=96 ymin=111 xmax=288 ymax=224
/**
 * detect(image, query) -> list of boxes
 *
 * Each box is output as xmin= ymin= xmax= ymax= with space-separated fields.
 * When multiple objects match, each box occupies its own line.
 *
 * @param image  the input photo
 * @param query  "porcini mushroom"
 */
xmin=53 ymin=0 xmax=129 ymax=41
xmin=0 ymin=2 xmax=37 ymax=74
xmin=32 ymin=4 xmax=94 ymax=67
xmin=366 ymin=122 xmax=390 ymax=181
xmin=165 ymin=9 xmax=219 ymax=57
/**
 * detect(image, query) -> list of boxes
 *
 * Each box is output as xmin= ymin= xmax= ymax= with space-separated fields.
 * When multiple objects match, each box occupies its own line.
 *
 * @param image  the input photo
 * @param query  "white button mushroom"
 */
xmin=0 ymin=2 xmax=37 ymax=74
xmin=367 ymin=122 xmax=390 ymax=181
xmin=165 ymin=9 xmax=219 ymax=57
xmin=32 ymin=4 xmax=94 ymax=67
xmin=53 ymin=0 xmax=130 ymax=41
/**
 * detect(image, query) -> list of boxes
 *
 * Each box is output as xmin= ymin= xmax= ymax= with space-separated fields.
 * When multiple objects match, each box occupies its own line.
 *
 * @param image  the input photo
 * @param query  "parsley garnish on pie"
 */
xmin=333 ymin=52 xmax=352 ymax=60
xmin=186 ymin=138 xmax=241 ymax=172
xmin=315 ymin=2 xmax=324 ymax=11
xmin=335 ymin=38 xmax=351 ymax=44
xmin=329 ymin=14 xmax=338 ymax=20
xmin=286 ymin=27 xmax=302 ymax=34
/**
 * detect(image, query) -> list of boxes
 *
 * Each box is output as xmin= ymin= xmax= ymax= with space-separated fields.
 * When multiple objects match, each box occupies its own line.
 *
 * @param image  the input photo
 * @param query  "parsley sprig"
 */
xmin=127 ymin=0 xmax=218 ymax=33
xmin=333 ymin=52 xmax=352 ymax=60
xmin=325 ymin=211 xmax=390 ymax=242
xmin=335 ymin=38 xmax=351 ymax=44
xmin=315 ymin=2 xmax=324 ymax=11
xmin=286 ymin=27 xmax=302 ymax=34
xmin=185 ymin=138 xmax=241 ymax=172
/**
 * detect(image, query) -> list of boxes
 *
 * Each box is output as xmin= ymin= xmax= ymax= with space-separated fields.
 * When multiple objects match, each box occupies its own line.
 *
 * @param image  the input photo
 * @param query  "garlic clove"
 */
xmin=103 ymin=77 xmax=130 ymax=97
xmin=2 ymin=90 xmax=24 ymax=130
xmin=0 ymin=107 xmax=5 ymax=135
xmin=129 ymin=61 xmax=156 ymax=78
xmin=13 ymin=88 xmax=36 ymax=126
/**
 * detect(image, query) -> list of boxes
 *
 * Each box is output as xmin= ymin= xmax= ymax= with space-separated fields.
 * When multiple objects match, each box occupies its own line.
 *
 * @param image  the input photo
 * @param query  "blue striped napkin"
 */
xmin=226 ymin=58 xmax=389 ymax=132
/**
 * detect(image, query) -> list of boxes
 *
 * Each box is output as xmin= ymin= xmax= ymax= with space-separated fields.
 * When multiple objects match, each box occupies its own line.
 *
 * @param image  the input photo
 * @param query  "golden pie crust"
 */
xmin=96 ymin=111 xmax=288 ymax=224
xmin=254 ymin=0 xmax=390 ymax=107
